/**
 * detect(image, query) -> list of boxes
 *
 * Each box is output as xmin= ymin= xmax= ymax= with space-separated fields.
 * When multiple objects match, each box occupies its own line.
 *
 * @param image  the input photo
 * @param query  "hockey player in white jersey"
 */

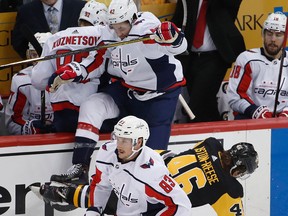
xmin=84 ymin=115 xmax=191 ymax=216
xmin=5 ymin=32 xmax=54 ymax=135
xmin=227 ymin=12 xmax=288 ymax=119
xmin=31 ymin=0 xmax=108 ymax=133
xmin=48 ymin=0 xmax=187 ymax=184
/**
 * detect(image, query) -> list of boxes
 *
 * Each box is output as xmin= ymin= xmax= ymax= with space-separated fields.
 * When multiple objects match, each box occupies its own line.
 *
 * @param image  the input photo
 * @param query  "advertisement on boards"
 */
xmin=0 ymin=129 xmax=271 ymax=216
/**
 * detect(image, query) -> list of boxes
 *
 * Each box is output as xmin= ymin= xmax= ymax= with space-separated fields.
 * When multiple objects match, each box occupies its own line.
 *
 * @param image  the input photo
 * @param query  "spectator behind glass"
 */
xmin=227 ymin=12 xmax=288 ymax=120
xmin=172 ymin=0 xmax=246 ymax=123
xmin=11 ymin=0 xmax=85 ymax=59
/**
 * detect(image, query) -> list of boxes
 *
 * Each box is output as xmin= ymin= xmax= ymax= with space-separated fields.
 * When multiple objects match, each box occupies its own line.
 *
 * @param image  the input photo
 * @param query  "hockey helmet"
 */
xmin=28 ymin=32 xmax=52 ymax=50
xmin=113 ymin=115 xmax=150 ymax=147
xmin=78 ymin=0 xmax=108 ymax=26
xmin=263 ymin=12 xmax=287 ymax=33
xmin=228 ymin=142 xmax=259 ymax=178
xmin=108 ymin=0 xmax=138 ymax=25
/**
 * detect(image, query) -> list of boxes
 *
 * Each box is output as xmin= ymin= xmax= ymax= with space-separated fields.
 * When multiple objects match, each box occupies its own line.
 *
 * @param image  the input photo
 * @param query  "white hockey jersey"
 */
xmin=227 ymin=48 xmax=288 ymax=114
xmin=31 ymin=26 xmax=106 ymax=110
xmin=217 ymin=81 xmax=234 ymax=120
xmin=101 ymin=12 xmax=187 ymax=91
xmin=90 ymin=141 xmax=192 ymax=216
xmin=5 ymin=66 xmax=53 ymax=135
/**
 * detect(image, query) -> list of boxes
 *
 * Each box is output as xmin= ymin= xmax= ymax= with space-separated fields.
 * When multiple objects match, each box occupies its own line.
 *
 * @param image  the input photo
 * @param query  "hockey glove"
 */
xmin=47 ymin=62 xmax=85 ymax=92
xmin=154 ymin=21 xmax=184 ymax=46
xmin=85 ymin=207 xmax=102 ymax=216
xmin=244 ymin=105 xmax=273 ymax=119
xmin=277 ymin=108 xmax=288 ymax=117
xmin=22 ymin=119 xmax=55 ymax=135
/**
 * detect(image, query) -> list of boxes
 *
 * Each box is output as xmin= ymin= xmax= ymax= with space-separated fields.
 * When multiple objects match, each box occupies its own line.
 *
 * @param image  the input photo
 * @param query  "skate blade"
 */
xmin=50 ymin=181 xmax=70 ymax=187
xmin=50 ymin=181 xmax=78 ymax=188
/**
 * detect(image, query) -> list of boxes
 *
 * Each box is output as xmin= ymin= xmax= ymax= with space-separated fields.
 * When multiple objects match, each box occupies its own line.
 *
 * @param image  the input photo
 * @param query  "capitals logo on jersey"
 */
xmin=112 ymin=183 xmax=138 ymax=205
xmin=140 ymin=157 xmax=154 ymax=169
xmin=111 ymin=48 xmax=139 ymax=74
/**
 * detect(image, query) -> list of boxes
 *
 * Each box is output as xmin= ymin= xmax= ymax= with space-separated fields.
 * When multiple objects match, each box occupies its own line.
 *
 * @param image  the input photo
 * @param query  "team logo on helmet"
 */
xmin=85 ymin=12 xmax=91 ymax=18
xmin=110 ymin=9 xmax=115 ymax=14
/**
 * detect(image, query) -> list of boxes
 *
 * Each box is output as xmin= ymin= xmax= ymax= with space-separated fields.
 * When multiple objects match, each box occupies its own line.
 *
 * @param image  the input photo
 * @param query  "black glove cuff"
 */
xmin=172 ymin=31 xmax=184 ymax=47
xmin=244 ymin=104 xmax=259 ymax=118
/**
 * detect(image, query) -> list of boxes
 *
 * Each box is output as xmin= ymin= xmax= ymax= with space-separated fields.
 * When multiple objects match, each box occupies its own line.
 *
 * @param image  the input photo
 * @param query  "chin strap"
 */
xmin=125 ymin=145 xmax=143 ymax=160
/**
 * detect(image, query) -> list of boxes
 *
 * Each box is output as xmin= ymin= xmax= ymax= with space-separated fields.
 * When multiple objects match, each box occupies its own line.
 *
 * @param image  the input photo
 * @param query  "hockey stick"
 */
xmin=176 ymin=0 xmax=196 ymax=120
xmin=0 ymin=35 xmax=152 ymax=70
xmin=181 ymin=0 xmax=188 ymax=31
xmin=272 ymin=17 xmax=288 ymax=117
xmin=21 ymin=25 xmax=46 ymax=125
xmin=179 ymin=94 xmax=195 ymax=119
xmin=21 ymin=25 xmax=43 ymax=55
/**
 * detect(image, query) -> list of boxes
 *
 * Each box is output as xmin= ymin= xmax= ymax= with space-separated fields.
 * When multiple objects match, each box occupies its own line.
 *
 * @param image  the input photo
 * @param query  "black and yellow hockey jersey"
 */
xmin=160 ymin=137 xmax=244 ymax=216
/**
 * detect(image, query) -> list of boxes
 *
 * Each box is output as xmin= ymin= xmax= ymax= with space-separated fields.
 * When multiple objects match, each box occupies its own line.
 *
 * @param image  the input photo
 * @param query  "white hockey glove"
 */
xmin=85 ymin=207 xmax=102 ymax=216
xmin=245 ymin=105 xmax=273 ymax=119
xmin=47 ymin=62 xmax=87 ymax=92
xmin=154 ymin=21 xmax=184 ymax=46
xmin=22 ymin=120 xmax=39 ymax=134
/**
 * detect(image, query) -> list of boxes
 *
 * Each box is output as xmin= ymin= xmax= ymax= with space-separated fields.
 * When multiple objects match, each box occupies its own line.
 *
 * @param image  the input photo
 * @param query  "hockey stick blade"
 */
xmin=21 ymin=24 xmax=43 ymax=56
xmin=0 ymin=35 xmax=153 ymax=70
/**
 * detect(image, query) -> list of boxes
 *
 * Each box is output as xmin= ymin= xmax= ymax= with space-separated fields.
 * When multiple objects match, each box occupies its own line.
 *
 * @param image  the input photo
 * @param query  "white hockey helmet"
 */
xmin=263 ymin=12 xmax=287 ymax=32
xmin=78 ymin=0 xmax=108 ymax=26
xmin=113 ymin=115 xmax=150 ymax=147
xmin=108 ymin=0 xmax=138 ymax=25
xmin=28 ymin=32 xmax=52 ymax=50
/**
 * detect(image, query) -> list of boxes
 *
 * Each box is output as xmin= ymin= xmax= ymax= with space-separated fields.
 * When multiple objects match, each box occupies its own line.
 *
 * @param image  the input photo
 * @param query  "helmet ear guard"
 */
xmin=228 ymin=142 xmax=259 ymax=178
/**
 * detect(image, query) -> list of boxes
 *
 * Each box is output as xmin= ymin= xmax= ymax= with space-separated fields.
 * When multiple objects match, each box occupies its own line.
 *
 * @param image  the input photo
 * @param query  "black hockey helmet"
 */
xmin=228 ymin=142 xmax=259 ymax=178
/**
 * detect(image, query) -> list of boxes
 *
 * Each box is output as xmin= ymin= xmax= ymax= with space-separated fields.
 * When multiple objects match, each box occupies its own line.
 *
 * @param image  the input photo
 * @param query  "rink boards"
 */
xmin=0 ymin=119 xmax=287 ymax=216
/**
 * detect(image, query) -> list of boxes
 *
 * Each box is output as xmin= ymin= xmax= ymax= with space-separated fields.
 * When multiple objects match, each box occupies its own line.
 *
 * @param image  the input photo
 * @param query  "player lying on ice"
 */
xmin=32 ymin=118 xmax=259 ymax=216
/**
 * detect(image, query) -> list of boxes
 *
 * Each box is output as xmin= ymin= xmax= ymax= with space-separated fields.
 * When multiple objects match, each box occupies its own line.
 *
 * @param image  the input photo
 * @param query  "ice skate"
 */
xmin=50 ymin=163 xmax=88 ymax=184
